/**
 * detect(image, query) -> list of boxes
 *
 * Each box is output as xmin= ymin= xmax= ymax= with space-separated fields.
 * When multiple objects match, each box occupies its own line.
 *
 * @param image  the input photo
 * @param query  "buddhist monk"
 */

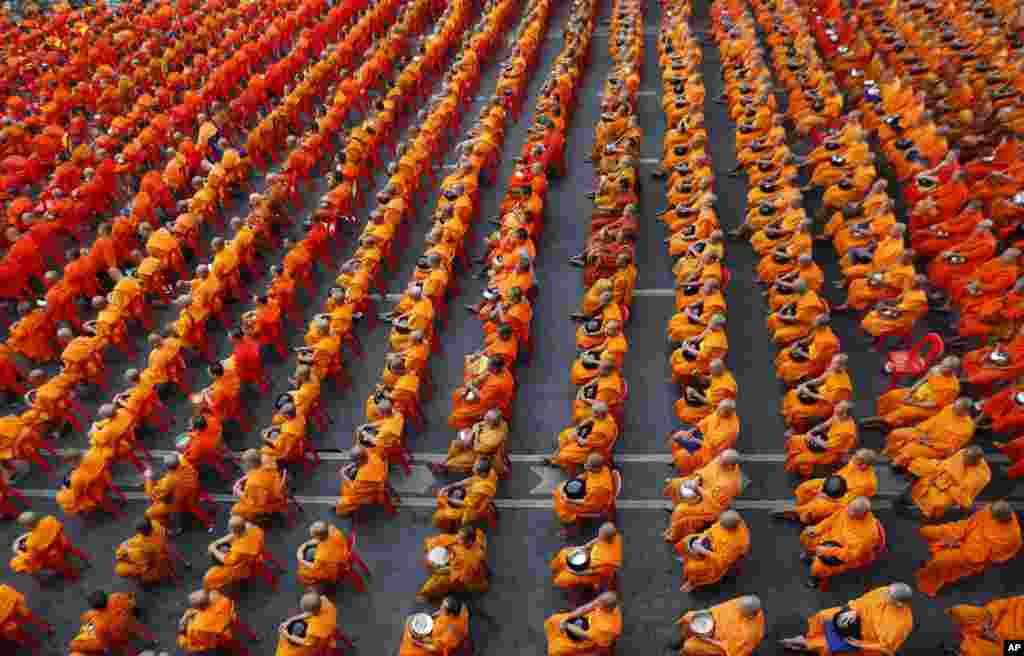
xmin=671 ymin=595 xmax=764 ymax=656
xmin=554 ymin=454 xmax=617 ymax=528
xmin=335 ymin=446 xmax=396 ymax=516
xmin=231 ymin=450 xmax=292 ymax=523
xmin=0 ymin=583 xmax=53 ymax=651
xmin=203 ymin=515 xmax=270 ymax=592
xmin=865 ymin=357 xmax=961 ymax=430
xmin=664 ymin=450 xmax=744 ymax=543
xmin=115 ymin=518 xmax=178 ymax=585
xmin=916 ymin=501 xmax=1022 ymax=597
xmin=417 ymin=526 xmax=489 ymax=601
xmin=178 ymin=589 xmax=251 ymax=655
xmin=895 ymin=446 xmax=991 ymax=520
xmin=548 ymin=401 xmax=619 ymax=473
xmin=783 ymin=354 xmax=853 ymax=429
xmin=399 ymin=596 xmax=470 ymax=656
xmin=274 ymin=592 xmax=338 ymax=656
xmin=861 ymin=274 xmax=931 ymax=341
xmin=437 ymin=409 xmax=510 ymax=477
xmin=785 ymin=402 xmax=858 ymax=477
xmin=670 ymin=399 xmax=740 ymax=475
xmin=143 ymin=453 xmax=210 ymax=534
xmin=297 ymin=521 xmax=369 ymax=593
xmin=550 ymin=522 xmax=622 ymax=593
xmin=677 ymin=509 xmax=750 ymax=592
xmin=449 ymin=356 xmax=515 ymax=429
xmin=800 ymin=497 xmax=884 ymax=590
xmin=69 ymin=590 xmax=153 ymax=656
xmin=433 ymin=457 xmax=498 ymax=530
xmin=767 ymin=280 xmax=829 ymax=345
xmin=11 ymin=512 xmax=89 ymax=580
xmin=884 ymin=398 xmax=976 ymax=468
xmin=544 ymin=592 xmax=622 ymax=656
xmin=946 ymin=595 xmax=1024 ymax=656
xmin=776 ymin=315 xmax=841 ymax=385
xmin=780 ymin=583 xmax=914 ymax=655
xmin=675 ymin=358 xmax=737 ymax=425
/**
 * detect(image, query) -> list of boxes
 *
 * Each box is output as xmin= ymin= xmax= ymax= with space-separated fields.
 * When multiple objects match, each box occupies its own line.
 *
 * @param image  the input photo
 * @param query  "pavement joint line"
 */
xmin=50 ymin=449 xmax=1012 ymax=465
xmin=8 ymin=489 xmax=899 ymax=511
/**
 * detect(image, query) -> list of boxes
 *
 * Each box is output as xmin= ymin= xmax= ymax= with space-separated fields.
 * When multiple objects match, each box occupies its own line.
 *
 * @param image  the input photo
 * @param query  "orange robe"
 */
xmin=947 ymin=596 xmax=1024 ymax=656
xmin=203 ymin=525 xmax=265 ymax=591
xmin=679 ymin=598 xmax=764 ymax=656
xmin=875 ymin=373 xmax=960 ymax=427
xmin=665 ymin=460 xmax=743 ymax=543
xmin=670 ymin=411 xmax=740 ymax=475
xmin=554 ymin=466 xmax=615 ymax=524
xmin=916 ymin=505 xmax=1023 ymax=596
xmin=335 ymin=451 xmax=389 ymax=515
xmin=794 ymin=461 xmax=878 ymax=524
xmin=678 ymin=517 xmax=751 ymax=588
xmin=178 ymin=592 xmax=237 ymax=653
xmin=803 ymin=586 xmax=913 ymax=656
xmin=801 ymin=509 xmax=884 ymax=581
xmin=884 ymin=406 xmax=976 ymax=467
xmin=909 ymin=450 xmax=992 ymax=520
xmin=785 ymin=419 xmax=858 ymax=477
xmin=550 ymin=534 xmax=623 ymax=589
xmin=297 ymin=526 xmax=351 ymax=587
xmin=544 ymin=605 xmax=622 ymax=656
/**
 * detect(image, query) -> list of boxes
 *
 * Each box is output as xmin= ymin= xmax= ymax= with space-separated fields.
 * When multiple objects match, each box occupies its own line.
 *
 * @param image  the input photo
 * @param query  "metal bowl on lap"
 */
xmin=286 ymin=619 xmax=308 ymax=639
xmin=823 ymin=475 xmax=848 ymax=499
xmin=410 ymin=613 xmax=434 ymax=639
xmin=175 ymin=433 xmax=191 ymax=451
xmin=215 ymin=542 xmax=231 ymax=555
xmin=686 ymin=535 xmax=712 ymax=555
xmin=689 ymin=611 xmax=715 ymax=636
xmin=566 ymin=616 xmax=590 ymax=641
xmin=302 ymin=544 xmax=318 ymax=563
xmin=428 ymin=546 xmax=451 ymax=569
xmin=990 ymin=350 xmax=1010 ymax=365
xmin=563 ymin=478 xmax=586 ymax=500
xmin=567 ymin=548 xmax=590 ymax=573
xmin=448 ymin=487 xmax=466 ymax=502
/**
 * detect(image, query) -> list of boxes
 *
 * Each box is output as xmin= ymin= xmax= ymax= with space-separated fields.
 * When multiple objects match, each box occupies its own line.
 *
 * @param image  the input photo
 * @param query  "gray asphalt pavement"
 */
xmin=1 ymin=0 xmax=1022 ymax=654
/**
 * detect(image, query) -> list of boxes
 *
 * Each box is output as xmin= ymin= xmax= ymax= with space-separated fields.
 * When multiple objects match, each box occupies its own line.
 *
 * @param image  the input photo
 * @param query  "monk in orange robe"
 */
xmin=69 ymin=590 xmax=153 ymax=656
xmin=0 ymin=583 xmax=53 ymax=651
xmin=11 ymin=512 xmax=90 ymax=580
xmin=766 ymin=282 xmax=828 ymax=345
xmin=335 ymin=446 xmax=396 ymax=516
xmin=916 ymin=502 xmax=1022 ymax=597
xmin=928 ymin=220 xmax=998 ymax=291
xmin=673 ymin=595 xmax=764 ymax=656
xmin=777 ymin=450 xmax=879 ymax=525
xmin=946 ymin=595 xmax=1024 ymax=656
xmin=670 ymin=399 xmax=739 ymax=475
xmin=57 ymin=448 xmax=124 ymax=516
xmin=784 ymin=401 xmax=858 ymax=477
xmin=884 ymin=398 xmax=976 ymax=468
xmin=780 ymin=583 xmax=914 ymax=655
xmin=894 ymin=446 xmax=991 ymax=520
xmin=663 ymin=450 xmax=744 ymax=543
xmin=115 ymin=518 xmax=178 ymax=585
xmin=554 ymin=454 xmax=617 ymax=527
xmin=676 ymin=509 xmax=750 ymax=592
xmin=399 ymin=597 xmax=470 ymax=656
xmin=550 ymin=522 xmax=622 ymax=592
xmin=675 ymin=357 xmax=736 ymax=425
xmin=549 ymin=401 xmax=619 ymax=473
xmin=203 ymin=515 xmax=271 ymax=592
xmin=865 ymin=357 xmax=961 ymax=429
xmin=178 ymin=589 xmax=251 ymax=655
xmin=776 ymin=316 xmax=840 ymax=385
xmin=274 ymin=593 xmax=339 ymax=656
xmin=671 ymin=315 xmax=728 ymax=383
xmin=433 ymin=458 xmax=498 ymax=530
xmin=544 ymin=592 xmax=622 ymax=656
xmin=297 ymin=521 xmax=368 ymax=593
xmin=782 ymin=354 xmax=854 ymax=430
xmin=449 ymin=356 xmax=515 ymax=429
xmin=418 ymin=527 xmax=489 ymax=600
xmin=231 ymin=450 xmax=292 ymax=523
xmin=963 ymin=325 xmax=1024 ymax=388
xmin=800 ymin=497 xmax=884 ymax=590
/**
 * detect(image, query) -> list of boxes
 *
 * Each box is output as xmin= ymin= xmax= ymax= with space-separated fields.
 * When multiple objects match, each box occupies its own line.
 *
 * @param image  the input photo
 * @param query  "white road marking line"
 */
xmin=52 ymin=449 xmax=1011 ymax=465
xmin=10 ymin=488 xmax=897 ymax=511
xmin=637 ymin=157 xmax=660 ymax=164
xmin=631 ymin=288 xmax=674 ymax=297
